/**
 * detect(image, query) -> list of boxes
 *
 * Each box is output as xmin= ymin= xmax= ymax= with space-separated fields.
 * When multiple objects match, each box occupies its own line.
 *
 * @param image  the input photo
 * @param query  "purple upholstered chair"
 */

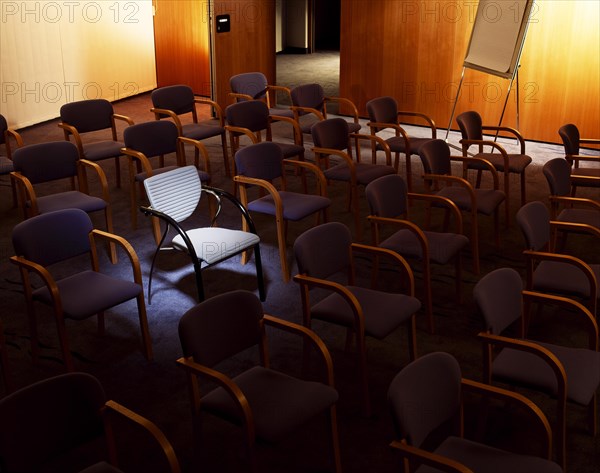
xmin=311 ymin=117 xmax=396 ymax=240
xmin=0 ymin=372 xmax=180 ymax=473
xmin=366 ymin=96 xmax=437 ymax=192
xmin=293 ymin=221 xmax=421 ymax=416
xmin=558 ymin=123 xmax=600 ymax=195
xmin=11 ymin=140 xmax=117 ymax=262
xmin=229 ymin=71 xmax=294 ymax=119
xmin=224 ymin=99 xmax=305 ymax=174
xmin=365 ymin=174 xmax=469 ymax=333
xmin=10 ymin=208 xmax=152 ymax=371
xmin=516 ymin=201 xmax=599 ymax=317
xmin=150 ymin=84 xmax=229 ymax=175
xmin=388 ymin=352 xmax=562 ymax=473
xmin=0 ymin=113 xmax=23 ymax=206
xmin=475 ymin=267 xmax=600 ymax=471
xmin=456 ymin=110 xmax=532 ymax=225
xmin=59 ymin=99 xmax=134 ymax=188
xmin=419 ymin=139 xmax=505 ymax=274
xmin=543 ymin=158 xmax=600 ymax=249
xmin=234 ymin=141 xmax=330 ymax=282
xmin=177 ymin=290 xmax=341 ymax=473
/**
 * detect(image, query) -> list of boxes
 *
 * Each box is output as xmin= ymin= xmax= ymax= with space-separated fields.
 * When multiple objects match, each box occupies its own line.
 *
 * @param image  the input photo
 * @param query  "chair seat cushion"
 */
xmin=347 ymin=122 xmax=362 ymax=134
xmin=273 ymin=141 xmax=305 ymax=159
xmin=324 ymin=162 xmax=396 ymax=186
xmin=436 ymin=187 xmax=505 ymax=215
xmin=35 ymin=191 xmax=107 ymax=214
xmin=0 ymin=155 xmax=14 ymax=174
xmin=83 ymin=141 xmax=125 ymax=161
xmin=172 ymin=227 xmax=260 ymax=266
xmin=182 ymin=123 xmax=224 ymax=140
xmin=415 ymin=436 xmax=562 ymax=473
xmin=380 ymin=229 xmax=469 ymax=265
xmin=469 ymin=153 xmax=532 ymax=173
xmin=201 ymin=366 xmax=338 ymax=443
xmin=556 ymin=208 xmax=600 ymax=229
xmin=248 ymin=191 xmax=330 ymax=221
xmin=492 ymin=342 xmax=600 ymax=405
xmin=533 ymin=261 xmax=600 ymax=300
xmin=380 ymin=136 xmax=431 ymax=155
xmin=311 ymin=286 xmax=421 ymax=339
xmin=269 ymin=108 xmax=295 ymax=119
xmin=32 ymin=270 xmax=142 ymax=320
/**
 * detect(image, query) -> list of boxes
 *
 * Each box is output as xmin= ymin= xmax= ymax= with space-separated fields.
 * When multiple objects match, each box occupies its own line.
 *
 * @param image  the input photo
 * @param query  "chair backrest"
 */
xmin=365 ymin=96 xmax=398 ymax=125
xmin=558 ymin=123 xmax=580 ymax=155
xmin=418 ymin=139 xmax=452 ymax=175
xmin=178 ymin=290 xmax=264 ymax=368
xmin=235 ymin=141 xmax=283 ymax=181
xmin=12 ymin=208 xmax=93 ymax=266
xmin=225 ymin=100 xmax=270 ymax=133
xmin=151 ymin=84 xmax=195 ymax=116
xmin=59 ymin=99 xmax=114 ymax=133
xmin=474 ymin=267 xmax=523 ymax=334
xmin=123 ymin=120 xmax=180 ymax=159
xmin=0 ymin=372 xmax=106 ymax=472
xmin=365 ymin=174 xmax=409 ymax=218
xmin=456 ymin=110 xmax=484 ymax=141
xmin=291 ymin=83 xmax=325 ymax=112
xmin=516 ymin=201 xmax=551 ymax=251
xmin=311 ymin=118 xmax=349 ymax=151
xmin=12 ymin=141 xmax=79 ymax=183
xmin=229 ymin=72 xmax=269 ymax=101
xmin=294 ymin=222 xmax=352 ymax=279
xmin=543 ymin=158 xmax=572 ymax=197
xmin=144 ymin=165 xmax=201 ymax=223
xmin=0 ymin=114 xmax=8 ymax=146
xmin=387 ymin=352 xmax=461 ymax=448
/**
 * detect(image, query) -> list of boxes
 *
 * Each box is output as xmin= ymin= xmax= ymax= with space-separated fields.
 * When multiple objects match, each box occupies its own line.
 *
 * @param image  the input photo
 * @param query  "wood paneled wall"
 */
xmin=212 ymin=1 xmax=276 ymax=109
xmin=339 ymin=0 xmax=599 ymax=144
xmin=153 ymin=0 xmax=211 ymax=95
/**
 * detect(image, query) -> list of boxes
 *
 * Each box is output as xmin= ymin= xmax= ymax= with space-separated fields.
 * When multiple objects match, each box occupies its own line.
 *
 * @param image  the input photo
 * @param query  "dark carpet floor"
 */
xmin=1 ymin=92 xmax=599 ymax=473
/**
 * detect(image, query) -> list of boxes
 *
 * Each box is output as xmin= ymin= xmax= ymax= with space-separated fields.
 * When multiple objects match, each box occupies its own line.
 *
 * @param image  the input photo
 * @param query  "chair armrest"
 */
xmin=552 ymin=219 xmax=600 ymax=239
xmin=77 ymin=159 xmax=110 ymax=202
xmin=150 ymin=108 xmax=184 ymax=134
xmin=4 ymin=128 xmax=23 ymax=159
xmin=10 ymin=255 xmax=62 ymax=315
xmin=203 ymin=185 xmax=259 ymax=235
xmin=176 ymin=356 xmax=256 ymax=439
xmin=367 ymin=121 xmax=410 ymax=141
xmin=263 ymin=314 xmax=335 ymax=387
xmin=58 ymin=122 xmax=85 ymax=156
xmin=178 ymin=137 xmax=211 ymax=173
xmin=459 ymin=138 xmax=510 ymax=163
xmin=389 ymin=440 xmax=473 ymax=473
xmin=233 ymin=175 xmax=283 ymax=218
xmin=228 ymin=92 xmax=254 ymax=102
xmin=350 ymin=133 xmax=393 ymax=166
xmin=10 ymin=171 xmax=38 ymax=216
xmin=113 ymin=114 xmax=134 ymax=126
xmin=90 ymin=229 xmax=144 ymax=285
xmin=225 ymin=125 xmax=260 ymax=144
xmin=311 ymin=146 xmax=357 ymax=180
xmin=407 ymin=193 xmax=464 ymax=233
xmin=579 ymin=138 xmax=600 ymax=145
xmin=103 ymin=400 xmax=181 ymax=473
xmin=481 ymin=125 xmax=526 ymax=153
xmin=268 ymin=115 xmax=303 ymax=145
xmin=194 ymin=97 xmax=225 ymax=126
xmin=367 ymin=215 xmax=430 ymax=252
xmin=522 ymin=290 xmax=598 ymax=350
xmin=522 ymin=249 xmax=597 ymax=315
xmin=121 ymin=147 xmax=155 ymax=176
xmin=448 ymin=155 xmax=501 ymax=188
xmin=293 ymin=273 xmax=366 ymax=335
xmin=397 ymin=111 xmax=437 ymax=138
xmin=460 ymin=378 xmax=554 ymax=460
xmin=325 ymin=96 xmax=359 ymax=122
xmin=291 ymin=105 xmax=325 ymax=122
xmin=549 ymin=195 xmax=600 ymax=211
xmin=282 ymin=159 xmax=329 ymax=196
xmin=351 ymin=243 xmax=415 ymax=296
xmin=422 ymin=173 xmax=479 ymax=205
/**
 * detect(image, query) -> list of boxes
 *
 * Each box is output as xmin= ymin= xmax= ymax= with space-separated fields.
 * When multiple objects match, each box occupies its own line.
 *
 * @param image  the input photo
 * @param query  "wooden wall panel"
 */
xmin=340 ymin=0 xmax=599 ymax=144
xmin=153 ymin=0 xmax=211 ymax=95
xmin=212 ymin=1 xmax=276 ymax=110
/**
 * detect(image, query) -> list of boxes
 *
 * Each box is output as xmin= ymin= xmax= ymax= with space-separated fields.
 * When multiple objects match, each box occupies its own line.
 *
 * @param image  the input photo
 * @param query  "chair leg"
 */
xmin=114 ymin=156 xmax=121 ymax=188
xmin=254 ymin=243 xmax=266 ymax=302
xmin=405 ymin=153 xmax=413 ymax=193
xmin=221 ymin=134 xmax=230 ymax=177
xmin=136 ymin=294 xmax=153 ymax=361
xmin=329 ymin=406 xmax=343 ymax=473
xmin=423 ymin=261 xmax=434 ymax=334
xmin=104 ymin=209 xmax=118 ymax=264
xmin=275 ymin=217 xmax=290 ymax=282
